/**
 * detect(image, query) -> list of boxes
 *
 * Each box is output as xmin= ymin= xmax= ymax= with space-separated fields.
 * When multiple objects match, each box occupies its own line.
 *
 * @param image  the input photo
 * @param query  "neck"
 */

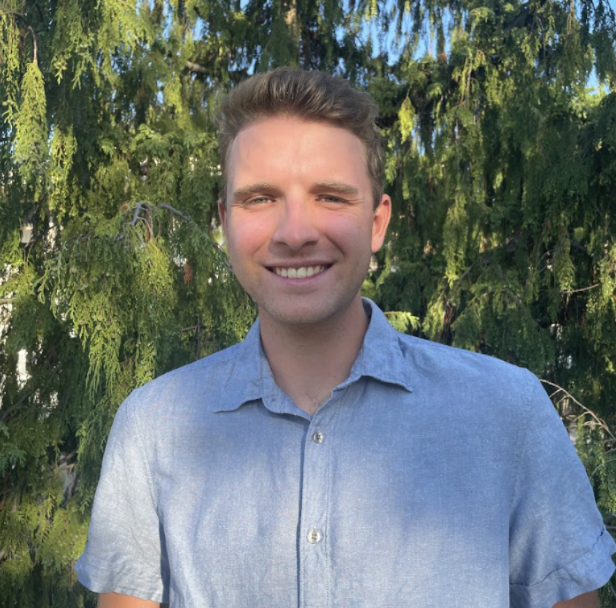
xmin=259 ymin=297 xmax=369 ymax=415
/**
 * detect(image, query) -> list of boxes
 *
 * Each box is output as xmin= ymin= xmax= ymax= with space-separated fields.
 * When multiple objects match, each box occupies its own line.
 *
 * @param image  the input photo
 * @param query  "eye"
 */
xmin=246 ymin=195 xmax=274 ymax=205
xmin=319 ymin=194 xmax=347 ymax=204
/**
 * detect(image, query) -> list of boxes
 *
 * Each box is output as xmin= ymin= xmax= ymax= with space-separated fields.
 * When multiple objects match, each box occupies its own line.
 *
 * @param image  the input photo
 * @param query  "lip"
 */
xmin=265 ymin=263 xmax=333 ymax=281
xmin=265 ymin=261 xmax=332 ymax=269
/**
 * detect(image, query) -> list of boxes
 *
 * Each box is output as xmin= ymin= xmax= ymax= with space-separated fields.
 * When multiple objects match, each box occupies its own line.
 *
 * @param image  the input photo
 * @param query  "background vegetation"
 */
xmin=1 ymin=0 xmax=615 ymax=605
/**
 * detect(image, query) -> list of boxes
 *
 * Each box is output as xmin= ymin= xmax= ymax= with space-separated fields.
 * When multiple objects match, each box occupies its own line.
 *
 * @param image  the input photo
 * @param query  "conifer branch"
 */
xmin=541 ymin=379 xmax=616 ymax=443
xmin=58 ymin=450 xmax=77 ymax=465
xmin=605 ymin=580 xmax=616 ymax=601
xmin=185 ymin=61 xmax=208 ymax=75
xmin=120 ymin=202 xmax=230 ymax=267
xmin=26 ymin=26 xmax=37 ymax=65
xmin=456 ymin=263 xmax=474 ymax=284
xmin=0 ymin=297 xmax=16 ymax=305
xmin=181 ymin=324 xmax=204 ymax=332
xmin=0 ymin=392 xmax=31 ymax=423
xmin=561 ymin=283 xmax=600 ymax=295
xmin=130 ymin=203 xmax=143 ymax=226
xmin=156 ymin=203 xmax=230 ymax=265
xmin=158 ymin=202 xmax=191 ymax=221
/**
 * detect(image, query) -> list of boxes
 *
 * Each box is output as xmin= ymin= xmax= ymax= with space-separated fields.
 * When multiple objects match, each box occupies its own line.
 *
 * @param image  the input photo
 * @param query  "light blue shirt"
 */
xmin=76 ymin=299 xmax=615 ymax=608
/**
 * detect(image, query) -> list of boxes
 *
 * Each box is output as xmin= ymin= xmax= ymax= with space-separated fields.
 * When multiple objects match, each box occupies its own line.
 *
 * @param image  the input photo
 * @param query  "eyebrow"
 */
xmin=312 ymin=182 xmax=360 ymax=197
xmin=231 ymin=181 xmax=361 ymax=201
xmin=231 ymin=182 xmax=281 ymax=200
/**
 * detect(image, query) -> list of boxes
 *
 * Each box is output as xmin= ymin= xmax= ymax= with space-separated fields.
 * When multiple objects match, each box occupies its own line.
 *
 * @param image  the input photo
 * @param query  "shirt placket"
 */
xmin=298 ymin=402 xmax=337 ymax=608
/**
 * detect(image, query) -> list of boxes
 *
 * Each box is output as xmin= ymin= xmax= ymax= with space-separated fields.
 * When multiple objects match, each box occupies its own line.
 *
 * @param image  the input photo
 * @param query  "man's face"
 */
xmin=219 ymin=115 xmax=391 ymax=328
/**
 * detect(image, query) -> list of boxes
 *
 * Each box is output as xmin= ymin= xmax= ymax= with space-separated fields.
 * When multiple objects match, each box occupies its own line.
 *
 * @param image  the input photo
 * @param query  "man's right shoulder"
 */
xmin=119 ymin=342 xmax=246 ymax=420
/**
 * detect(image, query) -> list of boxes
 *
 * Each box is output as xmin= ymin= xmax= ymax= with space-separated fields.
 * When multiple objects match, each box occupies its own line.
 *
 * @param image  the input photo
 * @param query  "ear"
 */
xmin=371 ymin=194 xmax=392 ymax=253
xmin=218 ymin=199 xmax=228 ymax=238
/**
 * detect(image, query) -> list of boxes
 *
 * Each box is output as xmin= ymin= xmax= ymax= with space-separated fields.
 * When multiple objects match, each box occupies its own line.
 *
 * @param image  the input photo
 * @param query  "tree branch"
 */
xmin=27 ymin=25 xmax=37 ymax=65
xmin=158 ymin=202 xmax=191 ymax=222
xmin=0 ymin=392 xmax=31 ymax=423
xmin=181 ymin=324 xmax=204 ymax=332
xmin=157 ymin=203 xmax=230 ymax=264
xmin=561 ymin=283 xmax=600 ymax=295
xmin=130 ymin=203 xmax=143 ymax=226
xmin=540 ymin=378 xmax=616 ymax=443
xmin=185 ymin=60 xmax=208 ymax=74
xmin=119 ymin=201 xmax=231 ymax=267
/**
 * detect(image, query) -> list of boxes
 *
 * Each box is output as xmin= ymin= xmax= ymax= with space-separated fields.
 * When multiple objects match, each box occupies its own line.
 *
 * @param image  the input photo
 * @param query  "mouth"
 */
xmin=269 ymin=265 xmax=329 ymax=279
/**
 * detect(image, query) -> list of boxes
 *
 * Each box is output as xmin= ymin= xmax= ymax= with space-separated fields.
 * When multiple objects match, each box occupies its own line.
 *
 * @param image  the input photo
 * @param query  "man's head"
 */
xmin=216 ymin=69 xmax=391 ymax=329
xmin=217 ymin=67 xmax=384 ymax=208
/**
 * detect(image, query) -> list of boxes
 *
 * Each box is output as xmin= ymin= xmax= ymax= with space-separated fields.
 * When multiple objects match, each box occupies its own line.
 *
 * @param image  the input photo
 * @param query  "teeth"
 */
xmin=274 ymin=266 xmax=325 ymax=279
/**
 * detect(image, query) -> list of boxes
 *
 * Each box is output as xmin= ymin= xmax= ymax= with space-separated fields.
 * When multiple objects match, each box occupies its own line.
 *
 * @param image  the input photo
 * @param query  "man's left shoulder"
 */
xmin=395 ymin=331 xmax=543 ymax=412
xmin=397 ymin=331 xmax=534 ymax=381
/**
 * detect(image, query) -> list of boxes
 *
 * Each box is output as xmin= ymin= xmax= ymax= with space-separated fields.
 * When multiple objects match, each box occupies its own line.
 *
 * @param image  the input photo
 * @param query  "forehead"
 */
xmin=226 ymin=115 xmax=370 ymax=189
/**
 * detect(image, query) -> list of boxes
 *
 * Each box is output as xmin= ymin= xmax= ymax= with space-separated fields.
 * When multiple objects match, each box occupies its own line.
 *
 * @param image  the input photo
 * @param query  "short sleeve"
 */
xmin=509 ymin=371 xmax=616 ymax=608
xmin=75 ymin=390 xmax=168 ymax=602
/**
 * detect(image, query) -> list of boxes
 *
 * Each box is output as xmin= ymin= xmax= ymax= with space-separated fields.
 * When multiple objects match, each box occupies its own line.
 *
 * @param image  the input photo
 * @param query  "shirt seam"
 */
xmin=507 ymin=369 xmax=535 ymax=516
xmin=509 ymin=527 xmax=613 ymax=588
xmin=78 ymin=551 xmax=164 ymax=600
xmin=124 ymin=389 xmax=159 ymax=512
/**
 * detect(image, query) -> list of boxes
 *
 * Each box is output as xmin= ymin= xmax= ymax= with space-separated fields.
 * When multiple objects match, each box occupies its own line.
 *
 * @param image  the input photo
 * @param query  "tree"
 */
xmin=0 ymin=1 xmax=615 ymax=606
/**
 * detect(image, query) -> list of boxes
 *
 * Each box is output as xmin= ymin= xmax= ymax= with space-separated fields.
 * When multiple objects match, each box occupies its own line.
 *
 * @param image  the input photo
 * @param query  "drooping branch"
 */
xmin=185 ymin=61 xmax=208 ymax=74
xmin=561 ymin=283 xmax=600 ymax=295
xmin=26 ymin=25 xmax=37 ymax=65
xmin=541 ymin=378 xmax=616 ymax=443
xmin=158 ymin=202 xmax=191 ymax=222
xmin=118 ymin=202 xmax=231 ymax=267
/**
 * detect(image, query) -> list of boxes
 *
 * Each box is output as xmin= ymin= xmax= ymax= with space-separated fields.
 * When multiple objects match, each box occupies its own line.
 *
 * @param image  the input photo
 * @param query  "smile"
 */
xmin=272 ymin=265 xmax=327 ymax=279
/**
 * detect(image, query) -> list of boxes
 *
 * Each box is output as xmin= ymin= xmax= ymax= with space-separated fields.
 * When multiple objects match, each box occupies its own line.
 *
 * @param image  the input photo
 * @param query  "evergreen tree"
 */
xmin=0 ymin=1 xmax=614 ymax=605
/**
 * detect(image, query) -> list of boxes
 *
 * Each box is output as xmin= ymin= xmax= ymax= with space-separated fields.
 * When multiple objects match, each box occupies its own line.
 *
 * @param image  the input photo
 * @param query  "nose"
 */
xmin=271 ymin=198 xmax=320 ymax=251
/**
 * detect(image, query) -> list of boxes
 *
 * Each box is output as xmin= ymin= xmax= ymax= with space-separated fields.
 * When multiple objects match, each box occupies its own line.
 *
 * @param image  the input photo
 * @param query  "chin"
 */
xmin=257 ymin=295 xmax=361 ymax=329
xmin=261 ymin=308 xmax=332 ymax=327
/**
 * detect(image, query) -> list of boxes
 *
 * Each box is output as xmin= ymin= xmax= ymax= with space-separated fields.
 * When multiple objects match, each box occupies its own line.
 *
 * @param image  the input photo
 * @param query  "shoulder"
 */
xmin=395 ymin=332 xmax=543 ymax=417
xmin=398 ymin=332 xmax=534 ymax=384
xmin=120 ymin=342 xmax=244 ymax=422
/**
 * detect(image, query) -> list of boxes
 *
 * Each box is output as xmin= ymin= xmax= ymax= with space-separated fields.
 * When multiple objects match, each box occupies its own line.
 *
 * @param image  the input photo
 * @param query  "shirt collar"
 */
xmin=214 ymin=298 xmax=413 ymax=413
xmin=213 ymin=319 xmax=271 ymax=413
xmin=343 ymin=298 xmax=414 ymax=393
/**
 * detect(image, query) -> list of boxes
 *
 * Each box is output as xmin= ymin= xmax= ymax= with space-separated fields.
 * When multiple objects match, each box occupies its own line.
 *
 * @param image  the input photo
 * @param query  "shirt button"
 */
xmin=312 ymin=430 xmax=325 ymax=444
xmin=307 ymin=528 xmax=322 ymax=544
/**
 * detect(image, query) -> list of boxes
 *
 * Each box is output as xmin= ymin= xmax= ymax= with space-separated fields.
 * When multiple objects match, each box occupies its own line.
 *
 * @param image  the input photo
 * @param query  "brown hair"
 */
xmin=217 ymin=67 xmax=384 ymax=208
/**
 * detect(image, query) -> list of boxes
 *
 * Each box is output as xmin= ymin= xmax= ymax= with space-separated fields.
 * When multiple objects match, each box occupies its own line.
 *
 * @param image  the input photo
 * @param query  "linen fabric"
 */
xmin=75 ymin=299 xmax=616 ymax=608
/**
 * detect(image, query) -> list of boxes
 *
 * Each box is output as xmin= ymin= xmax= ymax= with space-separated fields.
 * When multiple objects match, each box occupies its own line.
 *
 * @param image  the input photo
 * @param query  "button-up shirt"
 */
xmin=76 ymin=299 xmax=615 ymax=608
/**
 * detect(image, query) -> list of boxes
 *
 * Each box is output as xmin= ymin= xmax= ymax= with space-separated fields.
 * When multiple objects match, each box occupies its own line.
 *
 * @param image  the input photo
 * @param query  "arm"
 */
xmin=509 ymin=374 xmax=616 ymax=607
xmin=553 ymin=590 xmax=600 ymax=608
xmin=98 ymin=593 xmax=160 ymax=608
xmin=76 ymin=398 xmax=168 ymax=602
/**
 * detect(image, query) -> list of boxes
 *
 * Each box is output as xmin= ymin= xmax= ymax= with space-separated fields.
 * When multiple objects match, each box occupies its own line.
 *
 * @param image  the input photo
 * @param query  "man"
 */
xmin=76 ymin=68 xmax=615 ymax=608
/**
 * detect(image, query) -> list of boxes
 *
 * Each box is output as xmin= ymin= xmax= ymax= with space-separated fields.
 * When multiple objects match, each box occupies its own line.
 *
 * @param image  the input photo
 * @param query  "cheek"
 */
xmin=227 ymin=219 xmax=269 ymax=263
xmin=325 ymin=217 xmax=373 ymax=249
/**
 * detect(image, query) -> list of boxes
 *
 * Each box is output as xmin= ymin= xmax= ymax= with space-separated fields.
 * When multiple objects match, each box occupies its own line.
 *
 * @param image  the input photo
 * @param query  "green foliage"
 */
xmin=1 ymin=0 xmax=615 ymax=605
xmin=14 ymin=62 xmax=47 ymax=196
